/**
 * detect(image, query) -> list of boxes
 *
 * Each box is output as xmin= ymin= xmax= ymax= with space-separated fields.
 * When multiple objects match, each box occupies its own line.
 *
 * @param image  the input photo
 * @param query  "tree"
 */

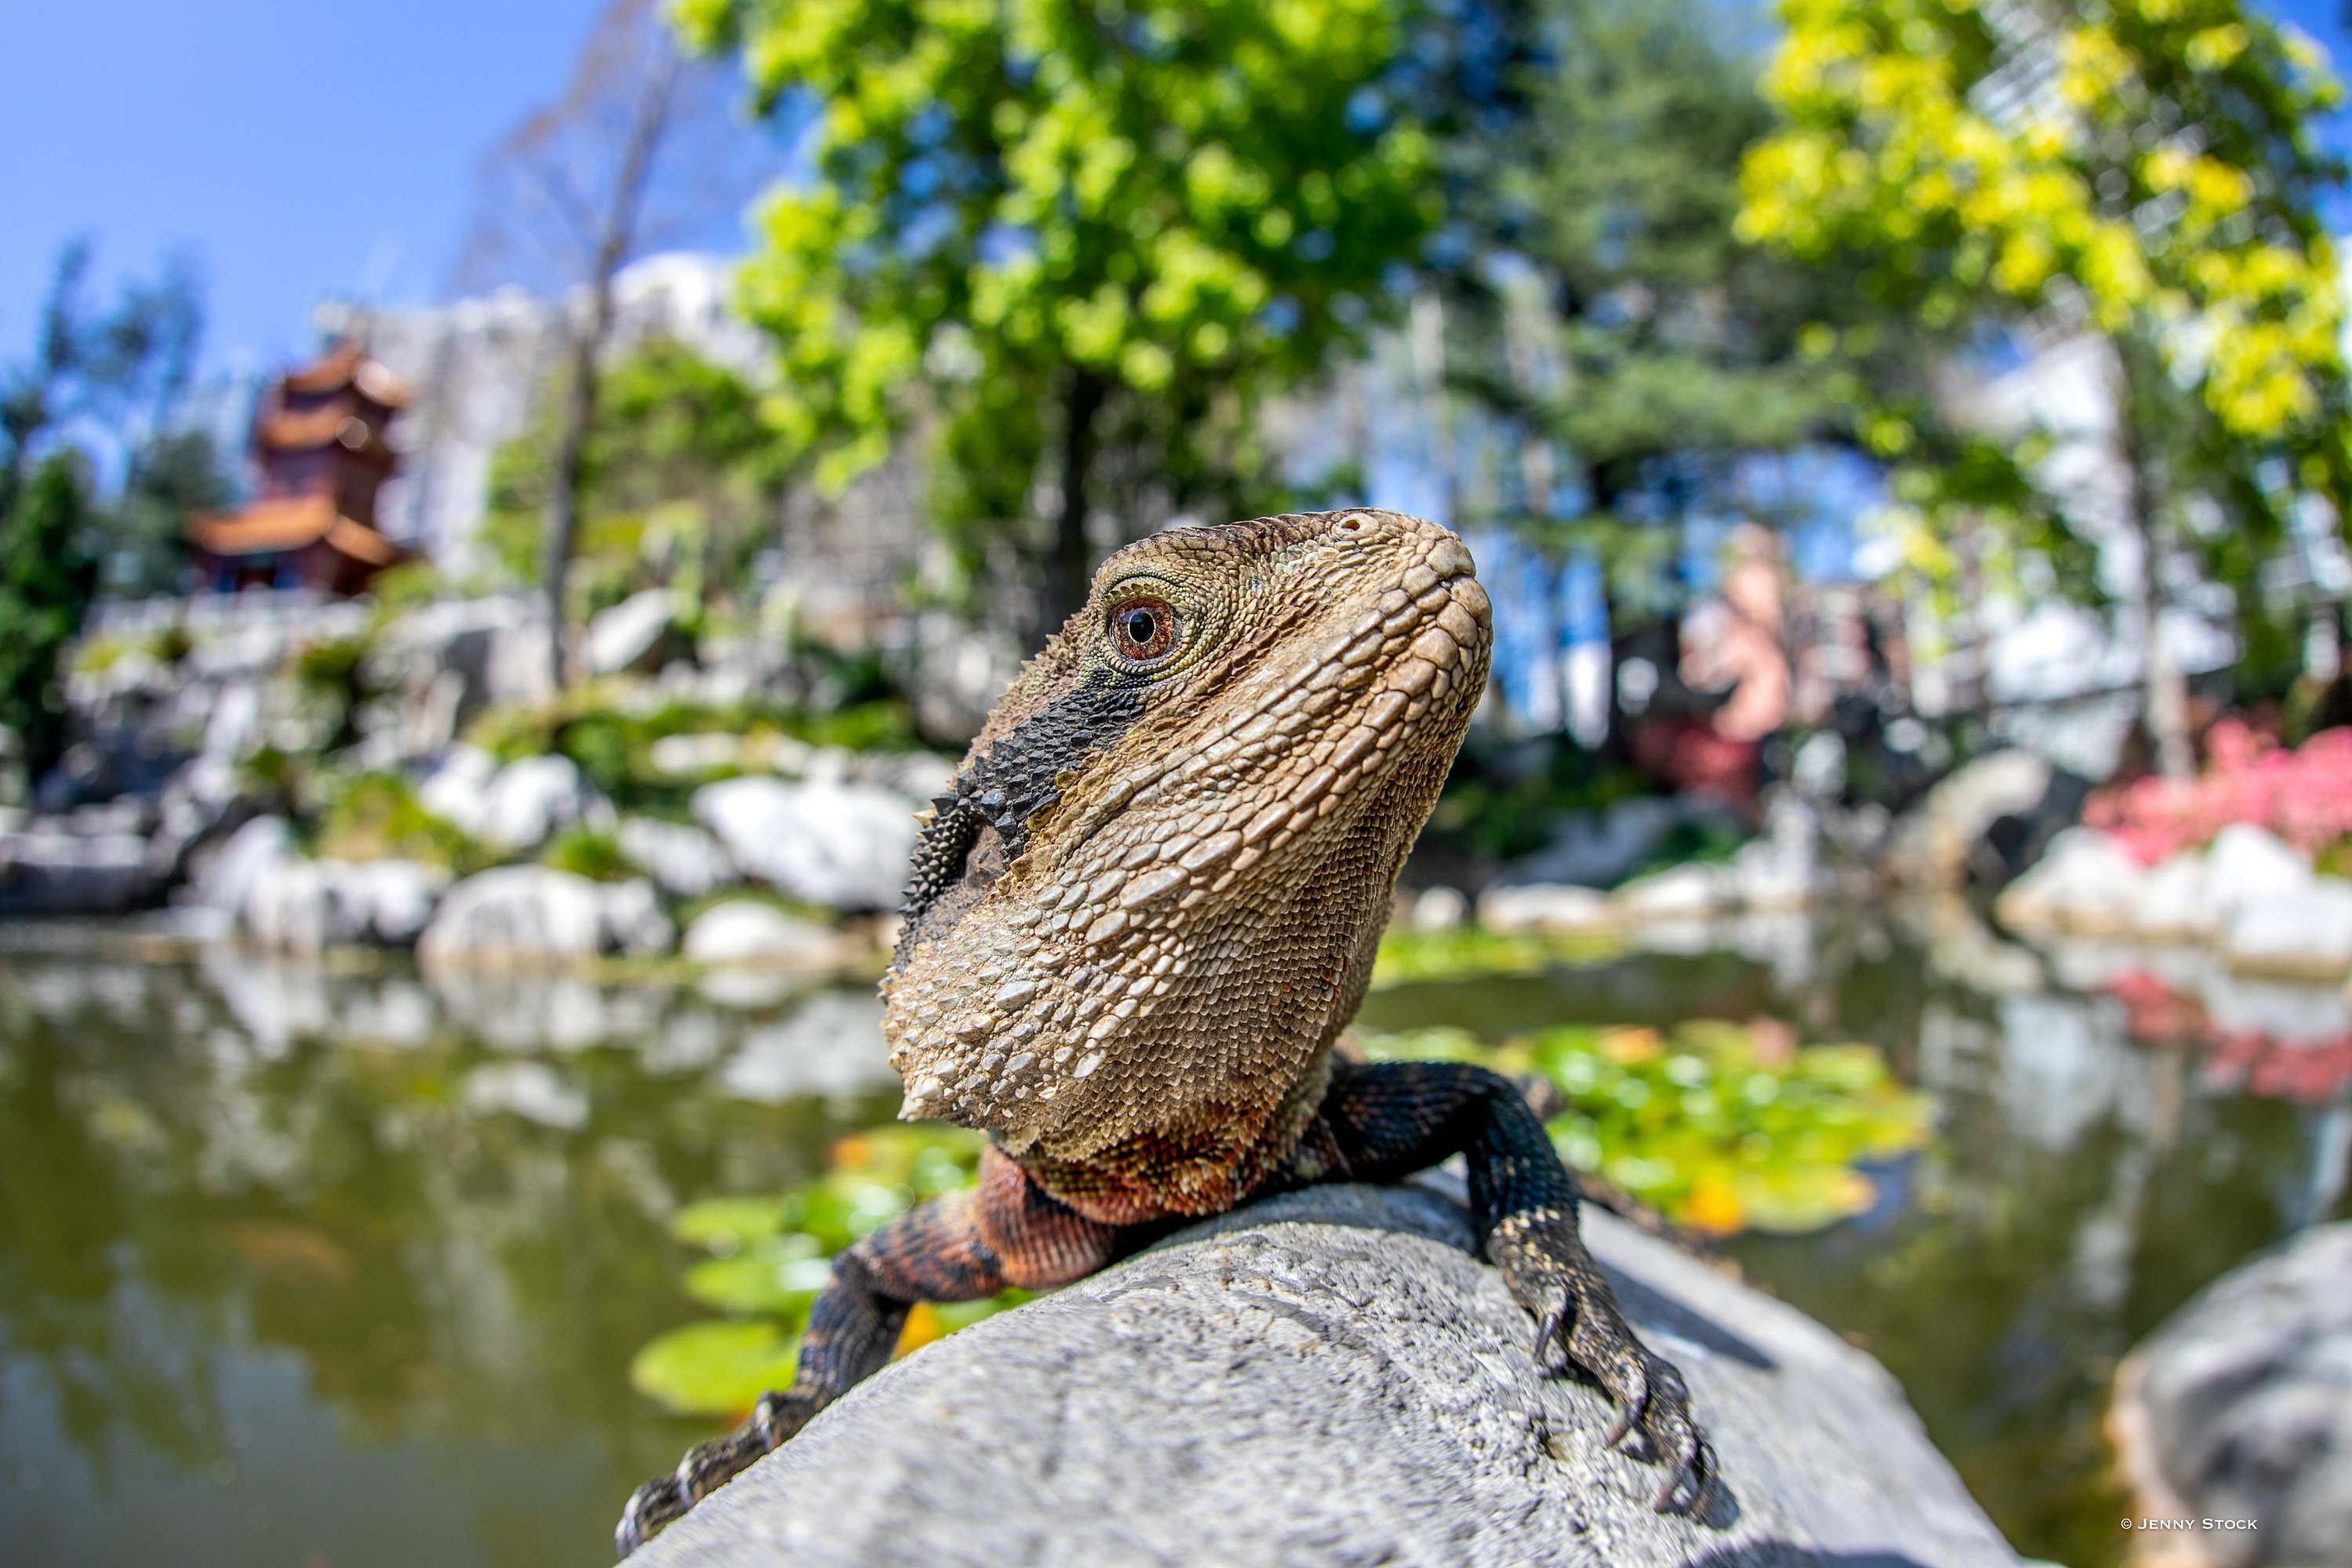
xmin=455 ymin=0 xmax=784 ymax=682
xmin=0 ymin=240 xmax=223 ymax=777
xmin=678 ymin=0 xmax=1441 ymax=639
xmin=1431 ymin=0 xmax=1922 ymax=746
xmin=0 ymin=458 xmax=100 ymax=779
xmin=2 ymin=239 xmax=205 ymax=501
xmin=1739 ymin=0 xmax=2349 ymax=775
xmin=481 ymin=338 xmax=782 ymax=617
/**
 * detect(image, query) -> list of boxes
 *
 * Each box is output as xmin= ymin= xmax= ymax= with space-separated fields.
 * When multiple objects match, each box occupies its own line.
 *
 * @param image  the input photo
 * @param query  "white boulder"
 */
xmin=619 ymin=816 xmax=738 ymax=900
xmin=2132 ymin=853 xmax=2217 ymax=942
xmin=1612 ymin=862 xmax=1732 ymax=920
xmin=2220 ymin=882 xmax=2352 ymax=980
xmin=194 ymin=815 xmax=296 ymax=916
xmin=477 ymin=754 xmax=614 ymax=851
xmin=683 ymin=901 xmax=841 ymax=970
xmin=1478 ymin=883 xmax=1613 ymax=933
xmin=418 ymin=746 xmax=499 ymax=836
xmin=241 ymin=855 xmax=450 ymax=953
xmin=416 ymin=868 xmax=673 ymax=971
xmin=693 ymin=776 xmax=918 ymax=911
xmin=1993 ymin=827 xmax=2147 ymax=935
xmin=2204 ymin=823 xmax=2314 ymax=916
xmin=582 ymin=589 xmax=680 ymax=677
xmin=1724 ymin=792 xmax=1828 ymax=910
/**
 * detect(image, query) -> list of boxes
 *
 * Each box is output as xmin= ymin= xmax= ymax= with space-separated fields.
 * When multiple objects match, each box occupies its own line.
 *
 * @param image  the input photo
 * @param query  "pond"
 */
xmin=1 ymin=915 xmax=2346 ymax=1568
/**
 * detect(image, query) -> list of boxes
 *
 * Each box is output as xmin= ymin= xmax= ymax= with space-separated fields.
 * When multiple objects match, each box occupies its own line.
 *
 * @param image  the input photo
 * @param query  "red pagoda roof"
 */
xmin=191 ymin=495 xmax=402 ymax=567
xmin=281 ymin=340 xmax=412 ymax=407
xmin=258 ymin=398 xmax=387 ymax=455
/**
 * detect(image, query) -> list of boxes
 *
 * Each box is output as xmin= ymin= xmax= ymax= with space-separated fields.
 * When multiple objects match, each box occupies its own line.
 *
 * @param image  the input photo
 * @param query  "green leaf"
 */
xmin=629 ymin=1319 xmax=801 ymax=1417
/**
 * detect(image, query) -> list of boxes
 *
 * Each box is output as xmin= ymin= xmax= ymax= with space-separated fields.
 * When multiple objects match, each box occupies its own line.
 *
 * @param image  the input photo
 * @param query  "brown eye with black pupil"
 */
xmin=1111 ymin=601 xmax=1177 ymax=663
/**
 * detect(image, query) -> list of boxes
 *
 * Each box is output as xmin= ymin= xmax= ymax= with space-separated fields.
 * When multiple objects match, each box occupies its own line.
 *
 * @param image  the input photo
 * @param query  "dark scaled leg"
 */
xmin=615 ymin=1146 xmax=1118 ymax=1556
xmin=1308 ymin=1059 xmax=1714 ymax=1513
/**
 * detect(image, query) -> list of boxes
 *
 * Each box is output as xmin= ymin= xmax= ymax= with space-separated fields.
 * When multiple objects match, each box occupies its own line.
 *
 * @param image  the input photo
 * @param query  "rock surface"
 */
xmin=622 ymin=817 xmax=739 ymax=900
xmin=2110 ymin=1221 xmax=2352 ymax=1568
xmin=636 ymin=1183 xmax=2018 ymax=1568
xmin=694 ymin=777 xmax=919 ymax=911
xmin=683 ymin=901 xmax=843 ymax=970
xmin=416 ymin=867 xmax=673 ymax=971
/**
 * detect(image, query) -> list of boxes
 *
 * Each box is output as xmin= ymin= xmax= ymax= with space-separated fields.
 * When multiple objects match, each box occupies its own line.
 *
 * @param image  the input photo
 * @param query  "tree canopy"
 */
xmin=679 ymin=0 xmax=1443 ymax=633
xmin=1738 ymin=0 xmax=2351 ymax=768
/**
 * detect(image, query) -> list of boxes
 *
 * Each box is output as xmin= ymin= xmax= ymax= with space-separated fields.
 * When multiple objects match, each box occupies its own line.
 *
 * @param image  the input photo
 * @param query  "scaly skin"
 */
xmin=618 ymin=510 xmax=1712 ymax=1555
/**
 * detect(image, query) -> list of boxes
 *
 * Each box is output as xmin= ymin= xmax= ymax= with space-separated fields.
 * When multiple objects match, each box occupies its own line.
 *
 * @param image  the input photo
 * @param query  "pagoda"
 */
xmin=191 ymin=340 xmax=411 ymax=594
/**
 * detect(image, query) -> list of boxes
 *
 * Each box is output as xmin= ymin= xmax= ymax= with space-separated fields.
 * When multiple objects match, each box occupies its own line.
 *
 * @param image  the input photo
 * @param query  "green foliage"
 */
xmin=1740 ymin=0 xmax=2352 ymax=628
xmin=1440 ymin=0 xmax=1914 ymax=629
xmin=1421 ymin=735 xmax=1652 ymax=863
xmin=481 ymin=339 xmax=781 ymax=616
xmin=468 ymin=690 xmax=921 ymax=810
xmin=541 ymin=826 xmax=633 ymax=883
xmin=98 ymin=429 xmax=232 ymax=597
xmin=678 ymin=0 xmax=1439 ymax=615
xmin=0 ymin=457 xmax=100 ymax=775
xmin=1364 ymin=1020 xmax=1934 ymax=1235
xmin=1371 ymin=924 xmax=1627 ymax=987
xmin=630 ymin=1126 xmax=1029 ymax=1418
xmin=3 ymin=240 xmax=219 ymax=609
xmin=314 ymin=773 xmax=488 ymax=873
xmin=367 ymin=561 xmax=452 ymax=615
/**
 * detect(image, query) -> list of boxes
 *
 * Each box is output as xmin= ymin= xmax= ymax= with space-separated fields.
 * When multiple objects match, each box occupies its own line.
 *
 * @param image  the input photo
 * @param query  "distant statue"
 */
xmin=1680 ymin=522 xmax=1791 ymax=743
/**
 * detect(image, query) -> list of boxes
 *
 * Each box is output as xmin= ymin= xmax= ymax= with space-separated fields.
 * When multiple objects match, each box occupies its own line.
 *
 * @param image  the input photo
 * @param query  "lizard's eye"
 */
xmin=1109 ymin=599 xmax=1179 ymax=666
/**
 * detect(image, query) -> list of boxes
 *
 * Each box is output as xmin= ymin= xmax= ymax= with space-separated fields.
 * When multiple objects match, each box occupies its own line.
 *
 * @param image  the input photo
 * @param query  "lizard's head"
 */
xmin=883 ymin=510 xmax=1490 ymax=1163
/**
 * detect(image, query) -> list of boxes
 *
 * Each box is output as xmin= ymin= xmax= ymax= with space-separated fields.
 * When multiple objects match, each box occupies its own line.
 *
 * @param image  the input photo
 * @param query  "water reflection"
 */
xmin=1361 ymin=917 xmax=2349 ymax=1568
xmin=0 ymin=951 xmax=897 ymax=1568
xmin=0 ymin=921 xmax=2344 ymax=1568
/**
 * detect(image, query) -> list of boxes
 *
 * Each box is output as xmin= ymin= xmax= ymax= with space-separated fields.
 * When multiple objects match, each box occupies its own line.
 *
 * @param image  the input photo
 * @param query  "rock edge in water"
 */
xmin=633 ymin=1181 xmax=2018 ymax=1568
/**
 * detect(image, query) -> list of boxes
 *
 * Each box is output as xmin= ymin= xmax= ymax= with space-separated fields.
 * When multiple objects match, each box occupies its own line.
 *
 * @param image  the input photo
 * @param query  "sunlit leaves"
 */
xmin=686 ymin=0 xmax=1436 ymax=566
xmin=1738 ymin=0 xmax=2347 ymax=448
xmin=627 ymin=1125 xmax=1026 ymax=1418
xmin=1363 ymin=1021 xmax=1935 ymax=1236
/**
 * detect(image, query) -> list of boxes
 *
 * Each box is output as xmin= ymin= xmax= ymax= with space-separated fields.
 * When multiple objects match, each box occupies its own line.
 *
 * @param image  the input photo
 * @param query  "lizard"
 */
xmin=616 ymin=508 xmax=1712 ymax=1555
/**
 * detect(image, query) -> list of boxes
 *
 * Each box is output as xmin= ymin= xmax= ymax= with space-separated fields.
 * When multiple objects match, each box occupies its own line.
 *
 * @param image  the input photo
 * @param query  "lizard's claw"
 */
xmin=615 ymin=1390 xmax=804 ymax=1559
xmin=1491 ymin=1209 xmax=1715 ymax=1516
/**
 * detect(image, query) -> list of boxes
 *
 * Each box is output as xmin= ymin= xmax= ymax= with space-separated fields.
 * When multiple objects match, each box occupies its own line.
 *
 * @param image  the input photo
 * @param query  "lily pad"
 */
xmin=630 ymin=1319 xmax=800 ymax=1417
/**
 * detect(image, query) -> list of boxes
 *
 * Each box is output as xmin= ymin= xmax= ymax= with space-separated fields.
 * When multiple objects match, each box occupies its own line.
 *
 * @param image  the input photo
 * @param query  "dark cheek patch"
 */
xmin=896 ymin=676 xmax=1146 ymax=956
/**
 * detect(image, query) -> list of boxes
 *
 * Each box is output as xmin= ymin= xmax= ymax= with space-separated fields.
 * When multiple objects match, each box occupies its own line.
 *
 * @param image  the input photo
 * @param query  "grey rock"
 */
xmin=585 ymin=589 xmax=686 ymax=677
xmin=717 ymin=992 xmax=895 ymax=1102
xmin=1479 ymin=881 xmax=1614 ymax=933
xmin=621 ymin=816 xmax=740 ymax=901
xmin=684 ymin=901 xmax=842 ymax=970
xmin=1723 ymin=793 xmax=1828 ymax=911
xmin=1502 ymin=796 xmax=1714 ymax=890
xmin=416 ymin=867 xmax=672 ymax=971
xmin=2220 ymin=884 xmax=2352 ymax=981
xmin=243 ymin=855 xmax=449 ymax=952
xmin=0 ymin=826 xmax=154 ymax=915
xmin=193 ymin=815 xmax=295 ymax=916
xmin=2111 ymin=1221 xmax=2352 ymax=1566
xmin=1887 ymin=750 xmax=2051 ymax=890
xmin=637 ymin=1184 xmax=2018 ymax=1568
xmin=694 ymin=777 xmax=919 ymax=911
xmin=477 ymin=753 xmax=615 ymax=851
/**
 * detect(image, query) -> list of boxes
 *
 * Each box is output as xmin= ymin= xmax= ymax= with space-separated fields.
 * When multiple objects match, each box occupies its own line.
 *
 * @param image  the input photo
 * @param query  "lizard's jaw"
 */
xmin=884 ymin=510 xmax=1491 ymax=1160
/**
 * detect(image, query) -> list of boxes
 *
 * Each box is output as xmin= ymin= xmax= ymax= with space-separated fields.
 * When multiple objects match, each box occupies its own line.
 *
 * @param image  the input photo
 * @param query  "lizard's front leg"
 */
xmin=615 ymin=1145 xmax=1118 ymax=1556
xmin=1305 ymin=1058 xmax=1715 ymax=1512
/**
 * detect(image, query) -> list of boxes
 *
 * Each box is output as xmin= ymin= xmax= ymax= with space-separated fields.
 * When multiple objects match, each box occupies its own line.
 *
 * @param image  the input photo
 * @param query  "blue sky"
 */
xmin=5 ymin=0 xmax=2352 ymax=383
xmin=2 ymin=0 xmax=623 ymax=378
